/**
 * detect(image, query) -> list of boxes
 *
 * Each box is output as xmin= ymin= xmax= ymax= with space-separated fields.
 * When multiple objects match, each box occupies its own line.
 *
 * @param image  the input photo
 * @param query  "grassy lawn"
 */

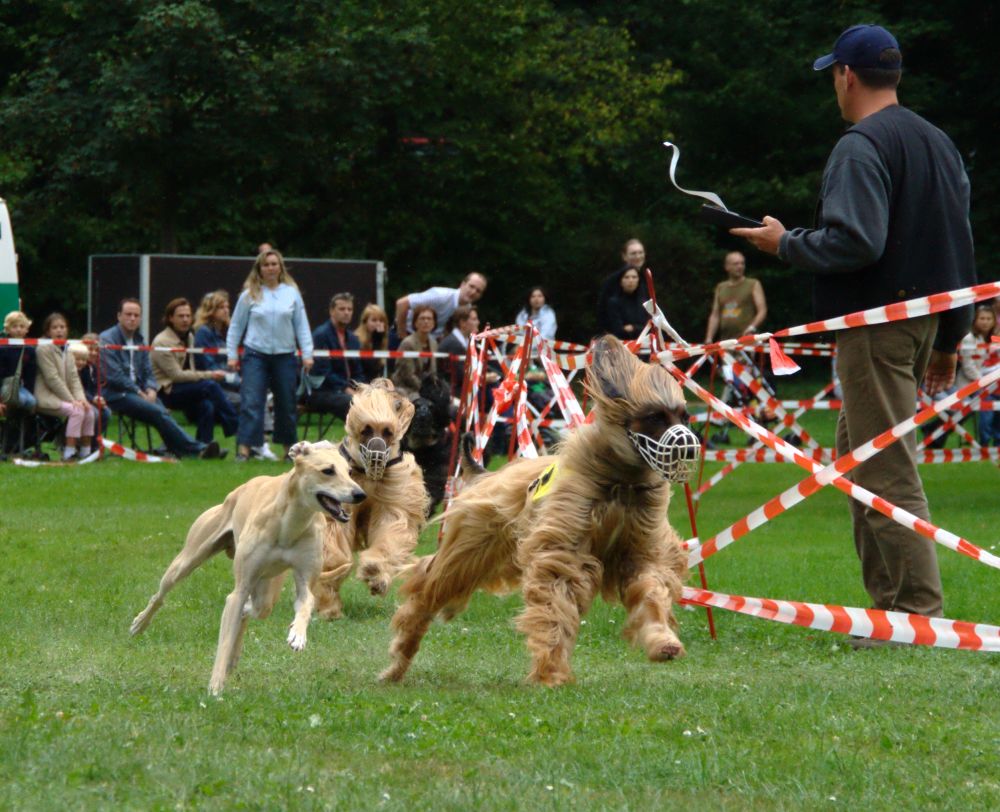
xmin=1 ymin=391 xmax=999 ymax=810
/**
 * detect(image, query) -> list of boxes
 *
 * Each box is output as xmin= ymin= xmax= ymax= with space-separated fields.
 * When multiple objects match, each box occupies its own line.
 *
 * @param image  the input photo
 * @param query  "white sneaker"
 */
xmin=251 ymin=444 xmax=278 ymax=461
xmin=62 ymin=447 xmax=77 ymax=461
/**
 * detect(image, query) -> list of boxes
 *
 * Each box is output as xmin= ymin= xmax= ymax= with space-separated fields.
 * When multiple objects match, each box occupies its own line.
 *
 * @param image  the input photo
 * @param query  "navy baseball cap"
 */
xmin=813 ymin=24 xmax=901 ymax=71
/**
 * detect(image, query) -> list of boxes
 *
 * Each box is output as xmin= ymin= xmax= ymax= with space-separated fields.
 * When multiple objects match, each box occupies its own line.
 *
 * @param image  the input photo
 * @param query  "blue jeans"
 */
xmin=108 ymin=392 xmax=204 ymax=456
xmin=161 ymin=380 xmax=239 ymax=444
xmin=17 ymin=385 xmax=36 ymax=412
xmin=239 ymin=350 xmax=298 ymax=447
xmin=979 ymin=396 xmax=999 ymax=446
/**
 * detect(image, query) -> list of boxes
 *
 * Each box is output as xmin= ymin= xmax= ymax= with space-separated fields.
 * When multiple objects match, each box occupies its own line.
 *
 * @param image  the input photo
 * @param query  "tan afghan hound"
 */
xmin=312 ymin=379 xmax=429 ymax=619
xmin=381 ymin=335 xmax=696 ymax=686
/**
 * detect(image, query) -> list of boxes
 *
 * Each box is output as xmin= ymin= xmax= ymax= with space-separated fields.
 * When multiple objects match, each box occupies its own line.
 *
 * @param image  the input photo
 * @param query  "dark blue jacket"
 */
xmin=311 ymin=321 xmax=367 ymax=392
xmin=194 ymin=324 xmax=227 ymax=372
xmin=98 ymin=323 xmax=156 ymax=400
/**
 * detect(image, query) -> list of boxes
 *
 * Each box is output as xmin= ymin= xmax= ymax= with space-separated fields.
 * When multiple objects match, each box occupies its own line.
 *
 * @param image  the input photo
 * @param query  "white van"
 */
xmin=0 ymin=198 xmax=19 ymax=316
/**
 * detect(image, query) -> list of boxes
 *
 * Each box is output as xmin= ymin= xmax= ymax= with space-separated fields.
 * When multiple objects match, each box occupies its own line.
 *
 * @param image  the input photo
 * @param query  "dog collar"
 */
xmin=339 ymin=441 xmax=404 ymax=477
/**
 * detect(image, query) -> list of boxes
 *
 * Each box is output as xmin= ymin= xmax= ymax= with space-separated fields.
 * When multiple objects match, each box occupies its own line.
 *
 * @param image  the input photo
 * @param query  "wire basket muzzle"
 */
xmin=360 ymin=436 xmax=389 ymax=480
xmin=628 ymin=424 xmax=701 ymax=482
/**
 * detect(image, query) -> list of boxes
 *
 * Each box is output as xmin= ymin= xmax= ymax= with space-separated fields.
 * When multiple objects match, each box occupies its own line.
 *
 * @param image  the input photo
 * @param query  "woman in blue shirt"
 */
xmin=227 ymin=250 xmax=313 ymax=461
xmin=515 ymin=286 xmax=558 ymax=341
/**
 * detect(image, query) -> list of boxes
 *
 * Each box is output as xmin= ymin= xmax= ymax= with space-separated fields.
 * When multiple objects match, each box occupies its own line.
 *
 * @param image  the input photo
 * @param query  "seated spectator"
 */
xmin=99 ymin=298 xmax=221 ymax=459
xmin=152 ymin=298 xmax=238 ymax=448
xmin=438 ymin=304 xmax=480 ymax=388
xmin=305 ymin=293 xmax=367 ymax=420
xmin=606 ymin=267 xmax=649 ymax=340
xmin=515 ymin=286 xmax=557 ymax=341
xmin=193 ymin=290 xmax=236 ymax=383
xmin=1 ymin=310 xmax=38 ymax=416
xmin=355 ymin=303 xmax=390 ymax=381
xmin=76 ymin=332 xmax=111 ymax=433
xmin=392 ymin=305 xmax=438 ymax=399
xmin=34 ymin=313 xmax=96 ymax=461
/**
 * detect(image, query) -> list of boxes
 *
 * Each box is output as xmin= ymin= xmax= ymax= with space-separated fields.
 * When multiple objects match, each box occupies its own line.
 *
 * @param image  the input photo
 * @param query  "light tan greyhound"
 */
xmin=130 ymin=441 xmax=365 ymax=694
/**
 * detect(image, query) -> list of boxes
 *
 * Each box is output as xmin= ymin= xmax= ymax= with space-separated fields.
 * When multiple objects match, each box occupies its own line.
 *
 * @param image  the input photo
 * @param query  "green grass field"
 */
xmin=1 ymin=401 xmax=999 ymax=810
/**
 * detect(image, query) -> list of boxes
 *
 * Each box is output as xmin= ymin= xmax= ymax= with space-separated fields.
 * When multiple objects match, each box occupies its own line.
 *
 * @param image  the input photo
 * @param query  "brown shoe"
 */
xmin=198 ymin=441 xmax=222 ymax=459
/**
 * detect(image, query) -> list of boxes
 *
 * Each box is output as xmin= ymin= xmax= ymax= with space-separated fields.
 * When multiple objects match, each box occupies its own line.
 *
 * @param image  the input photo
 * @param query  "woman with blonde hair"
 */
xmin=33 ymin=312 xmax=95 ymax=460
xmin=227 ymin=249 xmax=313 ymax=460
xmin=354 ymin=303 xmax=390 ymax=380
xmin=193 ymin=290 xmax=234 ymax=378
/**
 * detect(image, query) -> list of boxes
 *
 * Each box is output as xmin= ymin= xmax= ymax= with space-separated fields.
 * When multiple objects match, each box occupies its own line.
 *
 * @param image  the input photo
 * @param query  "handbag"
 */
xmin=0 ymin=348 xmax=25 ymax=407
xmin=0 ymin=349 xmax=24 ymax=409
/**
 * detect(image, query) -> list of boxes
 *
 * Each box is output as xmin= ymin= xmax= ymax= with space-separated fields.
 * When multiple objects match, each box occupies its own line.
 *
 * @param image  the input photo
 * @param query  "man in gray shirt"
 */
xmin=733 ymin=25 xmax=976 ymax=633
xmin=394 ymin=272 xmax=487 ymax=341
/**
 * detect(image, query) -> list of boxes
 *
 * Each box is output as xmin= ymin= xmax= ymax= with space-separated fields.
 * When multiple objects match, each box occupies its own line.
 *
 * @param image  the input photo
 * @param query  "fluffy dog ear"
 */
xmin=393 ymin=391 xmax=416 ymax=436
xmin=587 ymin=335 xmax=640 ymax=403
xmin=288 ymin=441 xmax=312 ymax=459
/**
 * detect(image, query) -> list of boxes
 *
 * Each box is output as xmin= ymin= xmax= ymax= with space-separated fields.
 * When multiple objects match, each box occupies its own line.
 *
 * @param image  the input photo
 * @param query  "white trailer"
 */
xmin=0 ymin=198 xmax=19 ymax=316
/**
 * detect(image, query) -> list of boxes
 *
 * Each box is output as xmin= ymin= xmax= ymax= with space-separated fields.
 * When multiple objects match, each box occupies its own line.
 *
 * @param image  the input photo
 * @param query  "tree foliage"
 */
xmin=1 ymin=1 xmax=994 ymax=341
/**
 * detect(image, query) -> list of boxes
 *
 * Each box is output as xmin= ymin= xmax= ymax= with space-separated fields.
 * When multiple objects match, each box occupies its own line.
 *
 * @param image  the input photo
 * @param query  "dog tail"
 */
xmin=460 ymin=432 xmax=487 ymax=481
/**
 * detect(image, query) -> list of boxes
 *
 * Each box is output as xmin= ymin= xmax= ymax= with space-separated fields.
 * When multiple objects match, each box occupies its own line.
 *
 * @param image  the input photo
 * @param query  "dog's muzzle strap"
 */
xmin=341 ymin=437 xmax=406 ymax=481
xmin=627 ymin=424 xmax=700 ymax=482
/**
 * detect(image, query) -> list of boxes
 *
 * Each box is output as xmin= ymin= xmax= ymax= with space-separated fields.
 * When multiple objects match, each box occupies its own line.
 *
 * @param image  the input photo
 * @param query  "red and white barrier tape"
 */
xmin=699 ymin=447 xmax=1000 ymax=464
xmin=673 ymin=363 xmax=1000 ymax=571
xmin=99 ymin=436 xmax=175 ymax=463
xmin=681 ymin=587 xmax=1000 ymax=651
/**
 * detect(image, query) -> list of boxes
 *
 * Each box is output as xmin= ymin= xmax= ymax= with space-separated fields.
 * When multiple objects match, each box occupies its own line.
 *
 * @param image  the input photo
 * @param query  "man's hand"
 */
xmin=302 ymin=357 xmax=314 ymax=373
xmin=210 ymin=370 xmax=226 ymax=381
xmin=227 ymin=357 xmax=239 ymax=371
xmin=141 ymin=388 xmax=158 ymax=403
xmin=730 ymin=216 xmax=786 ymax=256
xmin=923 ymin=350 xmax=957 ymax=396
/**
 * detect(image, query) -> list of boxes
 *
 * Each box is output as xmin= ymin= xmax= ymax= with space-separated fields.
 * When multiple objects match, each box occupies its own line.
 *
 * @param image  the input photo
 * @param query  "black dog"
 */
xmin=403 ymin=375 xmax=453 ymax=515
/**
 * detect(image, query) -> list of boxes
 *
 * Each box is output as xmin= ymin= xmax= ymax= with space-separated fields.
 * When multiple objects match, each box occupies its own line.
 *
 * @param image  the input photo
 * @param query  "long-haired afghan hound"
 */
xmin=312 ymin=379 xmax=429 ymax=619
xmin=380 ymin=335 xmax=697 ymax=686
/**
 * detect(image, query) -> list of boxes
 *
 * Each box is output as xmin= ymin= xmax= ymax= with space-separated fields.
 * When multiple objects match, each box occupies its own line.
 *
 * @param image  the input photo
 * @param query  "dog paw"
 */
xmin=649 ymin=641 xmax=686 ymax=661
xmin=129 ymin=614 xmax=147 ymax=636
xmin=287 ymin=626 xmax=308 ymax=651
xmin=378 ymin=664 xmax=406 ymax=683
xmin=529 ymin=673 xmax=575 ymax=688
xmin=359 ymin=564 xmax=390 ymax=596
xmin=316 ymin=604 xmax=343 ymax=621
xmin=208 ymin=678 xmax=225 ymax=696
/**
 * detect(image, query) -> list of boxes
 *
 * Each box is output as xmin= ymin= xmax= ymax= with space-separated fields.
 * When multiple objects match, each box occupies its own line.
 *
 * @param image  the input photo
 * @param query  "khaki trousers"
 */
xmin=835 ymin=315 xmax=944 ymax=617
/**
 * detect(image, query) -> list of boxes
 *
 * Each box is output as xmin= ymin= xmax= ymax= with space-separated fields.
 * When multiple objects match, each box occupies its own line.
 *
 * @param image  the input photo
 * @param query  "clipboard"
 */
xmin=698 ymin=204 xmax=763 ymax=230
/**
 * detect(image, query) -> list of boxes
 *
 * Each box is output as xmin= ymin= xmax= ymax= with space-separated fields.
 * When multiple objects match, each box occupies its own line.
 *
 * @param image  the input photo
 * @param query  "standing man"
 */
xmin=704 ymin=251 xmax=767 ymax=342
xmin=732 ymin=24 xmax=976 ymax=628
xmin=307 ymin=293 xmax=367 ymax=420
xmin=100 ymin=298 xmax=221 ymax=458
xmin=394 ymin=272 xmax=487 ymax=341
